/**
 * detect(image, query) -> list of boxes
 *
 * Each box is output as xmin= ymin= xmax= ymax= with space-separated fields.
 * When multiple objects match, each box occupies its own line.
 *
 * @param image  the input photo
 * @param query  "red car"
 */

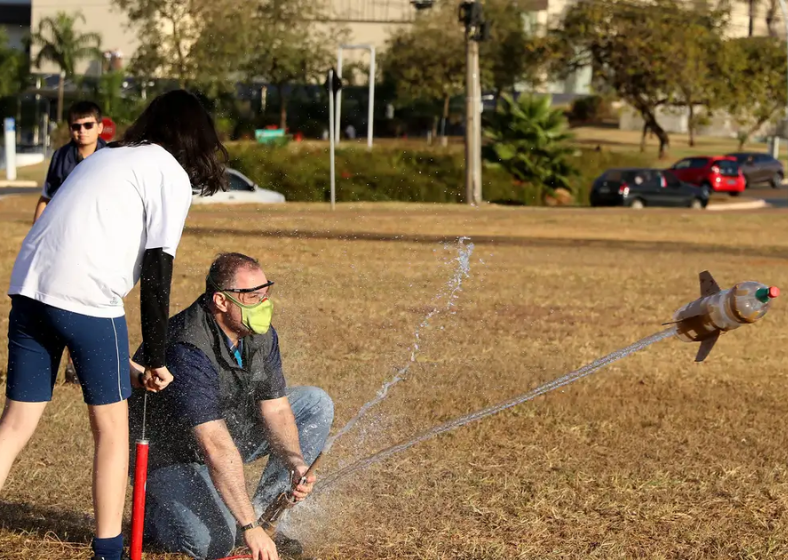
xmin=668 ymin=156 xmax=746 ymax=195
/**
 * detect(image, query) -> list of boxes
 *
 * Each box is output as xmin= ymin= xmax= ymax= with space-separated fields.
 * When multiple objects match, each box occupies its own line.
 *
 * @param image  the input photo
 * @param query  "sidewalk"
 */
xmin=0 ymin=179 xmax=38 ymax=188
xmin=705 ymin=195 xmax=771 ymax=211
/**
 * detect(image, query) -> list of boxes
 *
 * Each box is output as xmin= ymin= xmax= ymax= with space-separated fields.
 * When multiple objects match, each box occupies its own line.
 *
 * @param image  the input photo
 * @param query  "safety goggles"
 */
xmin=218 ymin=280 xmax=274 ymax=306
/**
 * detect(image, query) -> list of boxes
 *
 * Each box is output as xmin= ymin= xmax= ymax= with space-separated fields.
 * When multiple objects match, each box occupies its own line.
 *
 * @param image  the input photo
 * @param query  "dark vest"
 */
xmin=168 ymin=295 xmax=279 ymax=443
xmin=129 ymin=295 xmax=282 ymax=469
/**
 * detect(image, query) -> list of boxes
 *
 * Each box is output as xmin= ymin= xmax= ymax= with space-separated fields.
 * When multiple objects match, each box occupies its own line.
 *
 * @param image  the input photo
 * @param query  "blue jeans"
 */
xmin=142 ymin=386 xmax=334 ymax=560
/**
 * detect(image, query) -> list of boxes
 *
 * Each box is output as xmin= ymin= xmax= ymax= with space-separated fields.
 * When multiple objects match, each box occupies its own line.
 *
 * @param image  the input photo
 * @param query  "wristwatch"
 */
xmin=239 ymin=519 xmax=259 ymax=532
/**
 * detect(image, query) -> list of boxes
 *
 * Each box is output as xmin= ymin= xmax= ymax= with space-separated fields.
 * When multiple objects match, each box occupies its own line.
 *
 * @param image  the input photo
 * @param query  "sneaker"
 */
xmin=273 ymin=531 xmax=304 ymax=557
xmin=64 ymin=361 xmax=79 ymax=384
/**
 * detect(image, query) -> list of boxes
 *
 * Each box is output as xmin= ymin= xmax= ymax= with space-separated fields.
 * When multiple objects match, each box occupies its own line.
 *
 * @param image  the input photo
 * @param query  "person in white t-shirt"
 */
xmin=0 ymin=89 xmax=229 ymax=560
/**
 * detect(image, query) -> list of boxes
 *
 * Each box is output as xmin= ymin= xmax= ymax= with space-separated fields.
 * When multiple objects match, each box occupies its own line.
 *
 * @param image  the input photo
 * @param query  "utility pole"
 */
xmin=776 ymin=0 xmax=788 ymax=168
xmin=459 ymin=0 xmax=488 ymax=206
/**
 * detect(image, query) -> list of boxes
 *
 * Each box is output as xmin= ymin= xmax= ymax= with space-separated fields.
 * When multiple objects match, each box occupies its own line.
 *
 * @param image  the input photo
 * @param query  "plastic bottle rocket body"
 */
xmin=671 ymin=271 xmax=778 ymax=361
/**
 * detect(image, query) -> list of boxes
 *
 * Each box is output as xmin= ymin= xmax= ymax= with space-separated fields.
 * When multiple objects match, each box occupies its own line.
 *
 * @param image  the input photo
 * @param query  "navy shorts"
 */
xmin=6 ymin=295 xmax=131 ymax=405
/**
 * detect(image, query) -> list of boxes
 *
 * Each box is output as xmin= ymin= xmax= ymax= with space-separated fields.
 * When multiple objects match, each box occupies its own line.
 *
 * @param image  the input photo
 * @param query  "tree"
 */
xmin=0 ymin=29 xmax=28 ymax=99
xmin=552 ymin=0 xmax=700 ymax=158
xmin=481 ymin=0 xmax=550 ymax=97
xmin=31 ymin=11 xmax=102 ymax=122
xmin=114 ymin=0 xmax=250 ymax=96
xmin=381 ymin=1 xmax=466 ymax=145
xmin=242 ymin=0 xmax=342 ymax=130
xmin=113 ymin=0 xmax=202 ymax=86
xmin=483 ymin=93 xmax=578 ymax=197
xmin=719 ymin=37 xmax=787 ymax=148
xmin=669 ymin=9 xmax=728 ymax=146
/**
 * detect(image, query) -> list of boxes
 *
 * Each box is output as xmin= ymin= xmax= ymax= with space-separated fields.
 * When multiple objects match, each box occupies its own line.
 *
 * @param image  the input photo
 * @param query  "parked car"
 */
xmin=590 ymin=168 xmax=709 ymax=209
xmin=192 ymin=168 xmax=286 ymax=204
xmin=724 ymin=152 xmax=784 ymax=189
xmin=668 ymin=156 xmax=745 ymax=195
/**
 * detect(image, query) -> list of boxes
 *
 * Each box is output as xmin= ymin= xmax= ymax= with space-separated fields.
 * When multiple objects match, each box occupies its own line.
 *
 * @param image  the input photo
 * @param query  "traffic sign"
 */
xmin=100 ymin=117 xmax=116 ymax=142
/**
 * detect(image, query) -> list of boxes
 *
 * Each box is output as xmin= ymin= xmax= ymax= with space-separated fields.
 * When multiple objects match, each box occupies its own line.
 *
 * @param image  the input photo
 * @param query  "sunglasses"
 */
xmin=70 ymin=122 xmax=97 ymax=132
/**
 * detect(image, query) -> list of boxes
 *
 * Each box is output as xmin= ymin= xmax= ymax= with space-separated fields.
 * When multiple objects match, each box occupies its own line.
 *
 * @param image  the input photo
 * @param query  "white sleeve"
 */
xmin=144 ymin=169 xmax=193 ymax=258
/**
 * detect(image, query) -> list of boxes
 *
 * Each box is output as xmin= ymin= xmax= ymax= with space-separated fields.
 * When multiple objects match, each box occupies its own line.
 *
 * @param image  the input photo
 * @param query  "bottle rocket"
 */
xmin=670 ymin=271 xmax=779 ymax=362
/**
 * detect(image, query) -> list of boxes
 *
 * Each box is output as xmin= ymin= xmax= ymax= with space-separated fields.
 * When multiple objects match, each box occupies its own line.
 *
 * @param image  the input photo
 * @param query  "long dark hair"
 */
xmin=111 ymin=89 xmax=228 ymax=196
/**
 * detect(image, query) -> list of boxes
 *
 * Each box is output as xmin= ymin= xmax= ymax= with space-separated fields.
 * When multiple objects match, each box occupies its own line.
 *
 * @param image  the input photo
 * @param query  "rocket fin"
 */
xmin=695 ymin=332 xmax=720 ymax=362
xmin=699 ymin=271 xmax=721 ymax=297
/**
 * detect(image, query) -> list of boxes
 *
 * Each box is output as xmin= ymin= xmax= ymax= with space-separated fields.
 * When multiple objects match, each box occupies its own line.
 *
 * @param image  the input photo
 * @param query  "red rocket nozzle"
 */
xmin=769 ymin=286 xmax=780 ymax=298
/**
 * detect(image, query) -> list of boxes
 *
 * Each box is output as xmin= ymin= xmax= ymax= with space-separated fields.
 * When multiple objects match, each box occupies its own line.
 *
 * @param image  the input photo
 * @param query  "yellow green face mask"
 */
xmin=222 ymin=292 xmax=274 ymax=334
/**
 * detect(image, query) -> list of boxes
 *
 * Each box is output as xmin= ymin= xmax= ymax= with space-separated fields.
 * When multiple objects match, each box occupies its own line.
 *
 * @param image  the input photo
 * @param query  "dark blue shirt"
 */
xmin=42 ymin=138 xmax=107 ymax=199
xmin=128 ymin=327 xmax=286 ymax=470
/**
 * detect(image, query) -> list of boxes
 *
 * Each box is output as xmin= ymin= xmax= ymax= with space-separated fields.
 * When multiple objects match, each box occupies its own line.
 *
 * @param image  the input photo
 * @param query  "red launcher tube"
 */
xmin=130 ymin=438 xmax=149 ymax=560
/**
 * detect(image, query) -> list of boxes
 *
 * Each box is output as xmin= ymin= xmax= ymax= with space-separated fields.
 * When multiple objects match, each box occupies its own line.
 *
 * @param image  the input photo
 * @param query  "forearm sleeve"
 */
xmin=140 ymin=248 xmax=173 ymax=368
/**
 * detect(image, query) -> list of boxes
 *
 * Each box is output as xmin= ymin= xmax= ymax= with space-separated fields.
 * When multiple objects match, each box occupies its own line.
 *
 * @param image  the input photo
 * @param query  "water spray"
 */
xmin=315 ymin=328 xmax=676 ymax=493
xmin=324 ymin=237 xmax=475 ymax=451
xmin=130 ymin=393 xmax=148 ymax=560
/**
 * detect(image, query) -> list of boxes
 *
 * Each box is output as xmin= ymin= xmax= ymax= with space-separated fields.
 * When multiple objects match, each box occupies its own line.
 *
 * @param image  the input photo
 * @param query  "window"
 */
xmin=673 ymin=159 xmax=692 ymax=169
xmin=228 ymin=173 xmax=254 ymax=192
xmin=714 ymin=160 xmax=739 ymax=176
xmin=688 ymin=158 xmax=710 ymax=169
xmin=662 ymin=171 xmax=681 ymax=187
xmin=754 ymin=154 xmax=773 ymax=164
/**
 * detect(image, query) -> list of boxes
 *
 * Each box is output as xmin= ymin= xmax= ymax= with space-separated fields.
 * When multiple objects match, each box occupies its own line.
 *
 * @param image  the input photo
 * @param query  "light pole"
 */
xmin=459 ymin=0 xmax=488 ymax=206
xmin=777 ymin=0 xmax=788 ymax=158
xmin=335 ymin=44 xmax=376 ymax=149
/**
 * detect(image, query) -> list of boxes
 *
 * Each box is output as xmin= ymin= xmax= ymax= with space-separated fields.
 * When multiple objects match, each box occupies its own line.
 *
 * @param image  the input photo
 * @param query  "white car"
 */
xmin=191 ymin=168 xmax=286 ymax=204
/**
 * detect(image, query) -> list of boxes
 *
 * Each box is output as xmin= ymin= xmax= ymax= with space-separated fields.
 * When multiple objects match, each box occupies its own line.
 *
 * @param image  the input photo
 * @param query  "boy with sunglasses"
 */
xmin=33 ymin=101 xmax=106 ymax=383
xmin=34 ymin=100 xmax=106 ymax=223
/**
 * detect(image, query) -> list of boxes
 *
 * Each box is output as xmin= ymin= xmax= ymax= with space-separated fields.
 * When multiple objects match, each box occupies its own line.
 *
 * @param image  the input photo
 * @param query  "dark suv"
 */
xmin=725 ymin=152 xmax=784 ymax=189
xmin=590 ymin=168 xmax=709 ymax=209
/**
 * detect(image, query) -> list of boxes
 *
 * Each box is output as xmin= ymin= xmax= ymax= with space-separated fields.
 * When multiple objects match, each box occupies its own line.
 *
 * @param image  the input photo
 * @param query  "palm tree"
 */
xmin=32 ymin=11 xmax=102 ymax=123
xmin=483 ymin=93 xmax=579 ymax=200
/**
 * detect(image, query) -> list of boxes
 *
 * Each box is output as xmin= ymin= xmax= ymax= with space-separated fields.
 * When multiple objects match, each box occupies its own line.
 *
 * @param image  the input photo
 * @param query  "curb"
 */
xmin=706 ymin=199 xmax=770 ymax=211
xmin=0 ymin=180 xmax=38 ymax=188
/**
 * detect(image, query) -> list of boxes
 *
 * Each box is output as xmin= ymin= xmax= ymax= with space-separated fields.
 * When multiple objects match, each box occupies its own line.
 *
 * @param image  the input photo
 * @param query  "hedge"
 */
xmin=226 ymin=143 xmax=653 ymax=206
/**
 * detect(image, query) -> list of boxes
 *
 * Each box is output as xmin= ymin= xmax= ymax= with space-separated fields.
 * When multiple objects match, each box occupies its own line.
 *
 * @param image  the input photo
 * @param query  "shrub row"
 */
xmin=226 ymin=143 xmax=653 ymax=206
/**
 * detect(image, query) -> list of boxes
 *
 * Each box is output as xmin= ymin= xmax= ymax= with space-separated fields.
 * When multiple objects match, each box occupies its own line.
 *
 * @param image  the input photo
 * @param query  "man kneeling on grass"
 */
xmin=128 ymin=253 xmax=334 ymax=560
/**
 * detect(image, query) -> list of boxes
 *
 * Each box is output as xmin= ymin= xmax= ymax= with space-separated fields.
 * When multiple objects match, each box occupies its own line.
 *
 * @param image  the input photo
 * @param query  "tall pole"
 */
xmin=328 ymin=69 xmax=337 ymax=211
xmin=336 ymin=49 xmax=344 ymax=145
xmin=462 ymin=0 xmax=485 ymax=206
xmin=472 ymin=39 xmax=483 ymax=205
xmin=336 ymin=44 xmax=376 ymax=149
xmin=368 ymin=47 xmax=376 ymax=150
xmin=778 ymin=0 xmax=788 ymax=164
xmin=465 ymin=34 xmax=477 ymax=205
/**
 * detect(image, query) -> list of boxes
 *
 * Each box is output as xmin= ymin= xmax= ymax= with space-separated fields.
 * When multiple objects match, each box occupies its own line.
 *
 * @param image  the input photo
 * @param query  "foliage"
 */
xmin=568 ymin=95 xmax=615 ymax=124
xmin=380 ymin=1 xmax=466 ymax=132
xmin=225 ymin=140 xmax=637 ymax=205
xmin=483 ymin=93 xmax=579 ymax=199
xmin=114 ymin=0 xmax=199 ymax=85
xmin=0 ymin=29 xmax=28 ymax=99
xmin=552 ymin=0 xmax=725 ymax=159
xmin=669 ymin=11 xmax=728 ymax=147
xmin=718 ymin=37 xmax=788 ymax=148
xmin=481 ymin=1 xmax=551 ymax=95
xmin=31 ymin=11 xmax=102 ymax=78
xmin=31 ymin=10 xmax=102 ymax=122
xmin=241 ymin=0 xmax=344 ymax=129
xmin=381 ymin=0 xmax=549 ymax=134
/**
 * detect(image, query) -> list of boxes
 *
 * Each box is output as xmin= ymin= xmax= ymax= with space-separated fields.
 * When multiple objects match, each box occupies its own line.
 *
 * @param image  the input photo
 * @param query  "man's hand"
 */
xmin=291 ymin=462 xmax=317 ymax=502
xmin=129 ymin=360 xmax=173 ymax=392
xmin=244 ymin=526 xmax=279 ymax=560
xmin=144 ymin=366 xmax=173 ymax=392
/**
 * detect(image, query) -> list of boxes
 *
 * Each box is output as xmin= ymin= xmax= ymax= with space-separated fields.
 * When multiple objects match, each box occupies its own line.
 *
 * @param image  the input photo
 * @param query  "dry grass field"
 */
xmin=0 ymin=195 xmax=787 ymax=559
